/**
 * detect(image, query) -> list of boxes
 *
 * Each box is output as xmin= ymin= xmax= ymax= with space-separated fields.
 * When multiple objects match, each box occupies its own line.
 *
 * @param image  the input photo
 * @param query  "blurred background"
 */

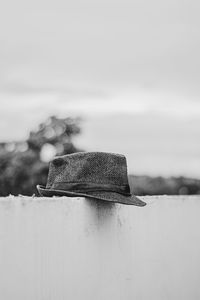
xmin=0 ymin=0 xmax=200 ymax=196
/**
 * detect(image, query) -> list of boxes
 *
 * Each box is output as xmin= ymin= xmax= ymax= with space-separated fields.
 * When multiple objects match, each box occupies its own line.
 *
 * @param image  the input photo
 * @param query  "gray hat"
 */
xmin=37 ymin=152 xmax=146 ymax=206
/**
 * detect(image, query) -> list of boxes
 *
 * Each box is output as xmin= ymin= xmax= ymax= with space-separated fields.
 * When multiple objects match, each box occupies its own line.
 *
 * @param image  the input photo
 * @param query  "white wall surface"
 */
xmin=0 ymin=196 xmax=200 ymax=300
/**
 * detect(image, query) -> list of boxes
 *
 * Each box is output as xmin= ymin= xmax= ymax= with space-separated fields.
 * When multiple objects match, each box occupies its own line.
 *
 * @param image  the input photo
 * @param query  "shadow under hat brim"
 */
xmin=36 ymin=185 xmax=146 ymax=207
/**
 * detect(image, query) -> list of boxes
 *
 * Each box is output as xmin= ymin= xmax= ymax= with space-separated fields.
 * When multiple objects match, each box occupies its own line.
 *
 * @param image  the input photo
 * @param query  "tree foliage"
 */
xmin=0 ymin=116 xmax=82 ymax=196
xmin=129 ymin=175 xmax=200 ymax=196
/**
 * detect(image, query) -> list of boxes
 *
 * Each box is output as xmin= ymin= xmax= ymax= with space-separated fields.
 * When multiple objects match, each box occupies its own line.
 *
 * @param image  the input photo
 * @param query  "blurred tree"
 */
xmin=27 ymin=115 xmax=81 ymax=155
xmin=0 ymin=116 xmax=82 ymax=196
xmin=129 ymin=175 xmax=200 ymax=196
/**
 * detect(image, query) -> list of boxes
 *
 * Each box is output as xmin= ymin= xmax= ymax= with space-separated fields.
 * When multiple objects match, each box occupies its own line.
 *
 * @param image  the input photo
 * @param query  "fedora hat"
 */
xmin=37 ymin=152 xmax=146 ymax=206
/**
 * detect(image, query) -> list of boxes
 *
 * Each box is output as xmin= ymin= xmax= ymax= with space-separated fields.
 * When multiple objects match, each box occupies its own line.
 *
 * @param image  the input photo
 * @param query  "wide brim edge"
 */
xmin=36 ymin=185 xmax=146 ymax=207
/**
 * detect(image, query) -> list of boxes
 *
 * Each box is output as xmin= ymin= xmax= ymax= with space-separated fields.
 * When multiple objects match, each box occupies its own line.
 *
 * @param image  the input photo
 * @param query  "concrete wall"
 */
xmin=0 ymin=196 xmax=200 ymax=300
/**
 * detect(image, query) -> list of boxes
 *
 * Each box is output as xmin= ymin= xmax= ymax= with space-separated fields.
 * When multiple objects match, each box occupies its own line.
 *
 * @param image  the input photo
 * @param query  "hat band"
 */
xmin=50 ymin=182 xmax=131 ymax=196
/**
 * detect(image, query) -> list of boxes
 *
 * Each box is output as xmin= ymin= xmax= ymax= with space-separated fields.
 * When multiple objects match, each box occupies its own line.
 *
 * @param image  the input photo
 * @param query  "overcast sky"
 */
xmin=0 ymin=0 xmax=200 ymax=177
xmin=1 ymin=0 xmax=200 ymax=96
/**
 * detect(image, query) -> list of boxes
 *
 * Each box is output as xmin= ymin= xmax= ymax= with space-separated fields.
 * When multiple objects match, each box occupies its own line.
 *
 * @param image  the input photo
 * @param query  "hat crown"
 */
xmin=46 ymin=152 xmax=130 ymax=189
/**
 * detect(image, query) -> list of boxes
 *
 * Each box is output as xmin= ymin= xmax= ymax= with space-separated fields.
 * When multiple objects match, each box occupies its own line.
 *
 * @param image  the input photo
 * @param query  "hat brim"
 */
xmin=36 ymin=185 xmax=146 ymax=207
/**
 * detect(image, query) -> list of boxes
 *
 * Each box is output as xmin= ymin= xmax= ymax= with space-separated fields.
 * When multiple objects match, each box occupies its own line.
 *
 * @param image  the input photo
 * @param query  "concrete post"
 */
xmin=0 ymin=196 xmax=200 ymax=300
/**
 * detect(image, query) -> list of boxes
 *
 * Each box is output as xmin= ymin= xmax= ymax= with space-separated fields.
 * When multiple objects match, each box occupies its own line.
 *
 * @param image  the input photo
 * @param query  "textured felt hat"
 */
xmin=37 ymin=152 xmax=146 ymax=206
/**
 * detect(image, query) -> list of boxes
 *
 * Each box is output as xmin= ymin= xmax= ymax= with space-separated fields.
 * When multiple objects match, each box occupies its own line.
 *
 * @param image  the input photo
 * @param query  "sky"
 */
xmin=0 ymin=0 xmax=200 ymax=177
